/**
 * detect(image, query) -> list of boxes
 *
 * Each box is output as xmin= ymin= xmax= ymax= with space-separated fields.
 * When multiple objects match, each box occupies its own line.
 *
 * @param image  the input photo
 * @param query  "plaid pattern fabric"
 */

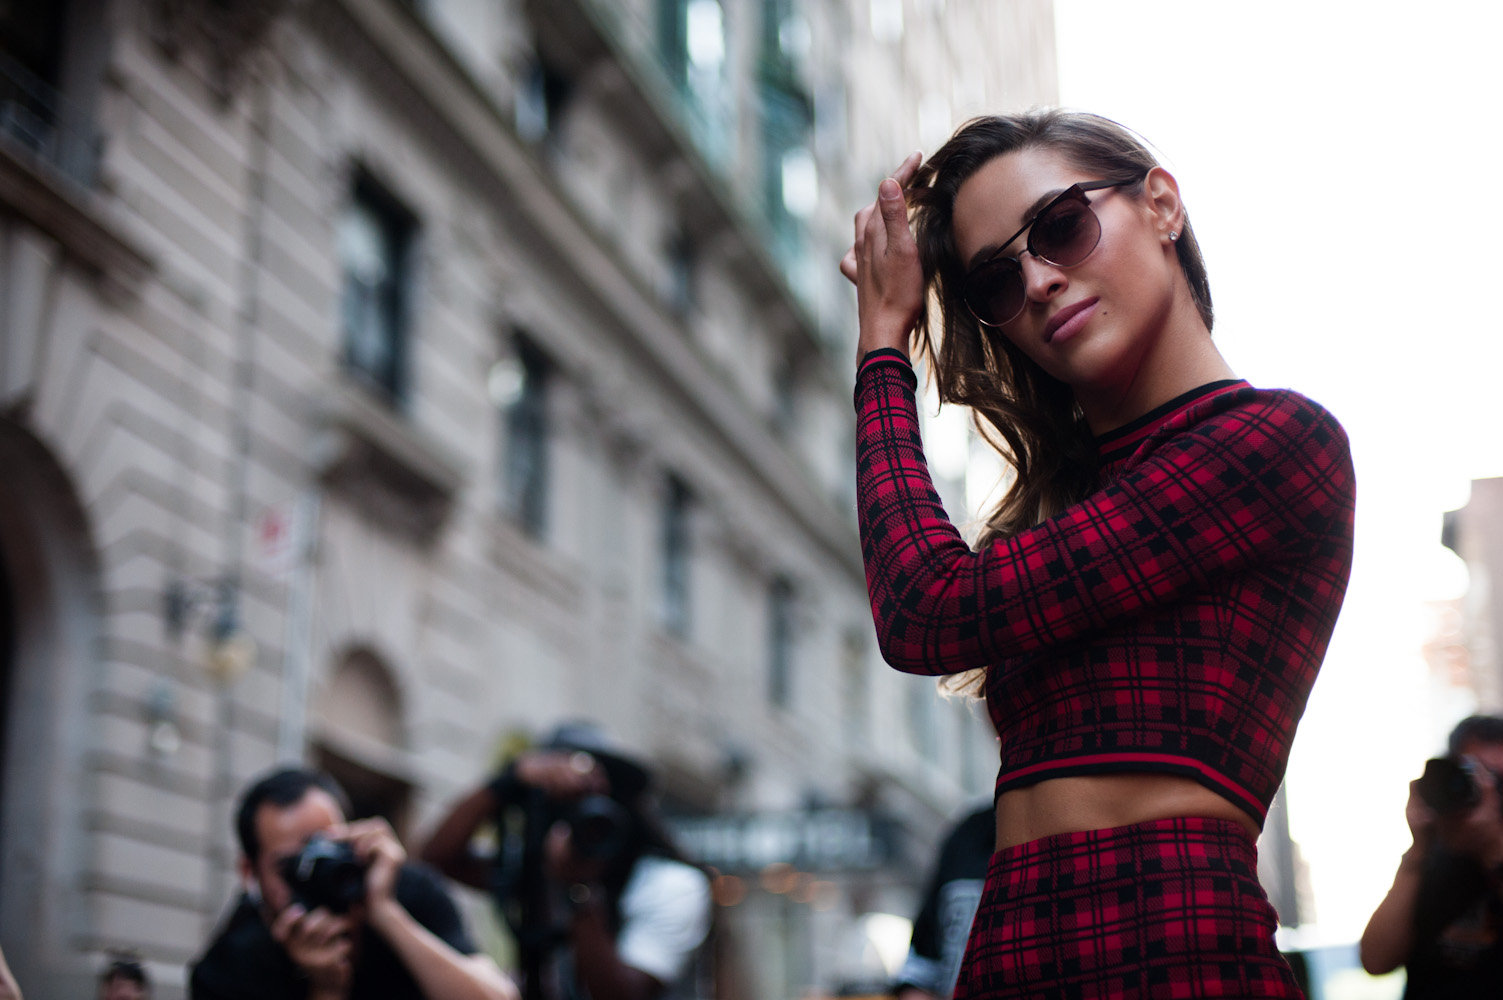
xmin=953 ymin=818 xmax=1302 ymax=999
xmin=854 ymin=352 xmax=1355 ymax=823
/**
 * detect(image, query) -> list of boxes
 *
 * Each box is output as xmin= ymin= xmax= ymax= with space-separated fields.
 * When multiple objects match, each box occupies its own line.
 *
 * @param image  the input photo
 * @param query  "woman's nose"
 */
xmin=1019 ymin=253 xmax=1067 ymax=303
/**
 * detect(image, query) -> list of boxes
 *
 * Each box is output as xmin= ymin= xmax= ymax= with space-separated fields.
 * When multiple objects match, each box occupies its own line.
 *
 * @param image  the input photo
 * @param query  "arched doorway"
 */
xmin=312 ymin=647 xmax=414 ymax=839
xmin=0 ymin=419 xmax=101 ymax=991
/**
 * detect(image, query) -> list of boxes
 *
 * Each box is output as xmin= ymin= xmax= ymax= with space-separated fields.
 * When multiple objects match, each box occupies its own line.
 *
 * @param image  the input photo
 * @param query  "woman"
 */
xmin=841 ymin=110 xmax=1355 ymax=997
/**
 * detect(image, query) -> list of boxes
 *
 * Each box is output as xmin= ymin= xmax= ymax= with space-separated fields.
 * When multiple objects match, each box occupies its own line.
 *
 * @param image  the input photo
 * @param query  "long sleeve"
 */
xmin=854 ymin=355 xmax=1355 ymax=676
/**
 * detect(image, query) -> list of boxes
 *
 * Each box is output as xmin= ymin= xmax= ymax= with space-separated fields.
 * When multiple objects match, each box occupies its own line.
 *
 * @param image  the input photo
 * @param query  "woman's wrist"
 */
xmin=857 ymin=325 xmax=912 ymax=363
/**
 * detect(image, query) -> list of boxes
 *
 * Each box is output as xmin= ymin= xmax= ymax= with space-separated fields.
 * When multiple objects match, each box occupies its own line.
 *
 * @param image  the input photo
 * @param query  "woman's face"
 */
xmin=950 ymin=146 xmax=1183 ymax=395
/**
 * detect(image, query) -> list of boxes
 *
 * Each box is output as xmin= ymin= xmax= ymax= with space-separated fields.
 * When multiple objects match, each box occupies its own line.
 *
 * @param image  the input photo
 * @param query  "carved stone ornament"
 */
xmin=149 ymin=0 xmax=300 ymax=102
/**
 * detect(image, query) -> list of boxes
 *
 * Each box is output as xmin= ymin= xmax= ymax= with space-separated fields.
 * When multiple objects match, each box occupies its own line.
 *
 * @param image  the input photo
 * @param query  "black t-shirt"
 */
xmin=1403 ymin=848 xmax=1503 ymax=1000
xmin=894 ymin=806 xmax=994 ymax=998
xmin=189 ymin=864 xmax=477 ymax=1000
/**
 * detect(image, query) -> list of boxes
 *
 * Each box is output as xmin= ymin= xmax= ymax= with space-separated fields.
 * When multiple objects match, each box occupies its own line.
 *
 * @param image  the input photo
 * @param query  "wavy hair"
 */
xmin=905 ymin=110 xmax=1213 ymax=693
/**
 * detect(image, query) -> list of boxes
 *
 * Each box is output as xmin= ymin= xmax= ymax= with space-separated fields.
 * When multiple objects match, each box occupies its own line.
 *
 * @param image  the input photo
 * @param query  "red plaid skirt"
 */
xmin=952 ymin=817 xmax=1302 ymax=999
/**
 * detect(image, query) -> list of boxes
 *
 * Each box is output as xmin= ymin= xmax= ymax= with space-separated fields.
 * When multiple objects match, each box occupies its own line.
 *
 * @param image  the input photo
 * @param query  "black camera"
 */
xmin=278 ymin=833 xmax=367 ymax=913
xmin=558 ymin=795 xmax=632 ymax=862
xmin=1417 ymin=757 xmax=1487 ymax=816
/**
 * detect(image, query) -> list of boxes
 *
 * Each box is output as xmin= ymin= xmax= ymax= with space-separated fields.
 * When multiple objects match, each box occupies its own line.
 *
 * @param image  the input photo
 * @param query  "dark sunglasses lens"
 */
xmin=964 ymin=258 xmax=1024 ymax=327
xmin=1032 ymin=199 xmax=1100 ymax=266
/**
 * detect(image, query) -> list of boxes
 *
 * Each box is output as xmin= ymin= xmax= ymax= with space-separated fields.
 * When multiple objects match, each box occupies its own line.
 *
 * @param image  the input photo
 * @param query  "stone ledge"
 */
xmin=0 ymin=137 xmax=153 ymax=299
xmin=309 ymin=375 xmax=468 ymax=543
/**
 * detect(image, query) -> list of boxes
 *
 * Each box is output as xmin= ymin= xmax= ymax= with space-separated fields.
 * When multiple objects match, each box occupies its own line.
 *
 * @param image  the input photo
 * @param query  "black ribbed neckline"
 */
xmin=1095 ymin=379 xmax=1247 ymax=457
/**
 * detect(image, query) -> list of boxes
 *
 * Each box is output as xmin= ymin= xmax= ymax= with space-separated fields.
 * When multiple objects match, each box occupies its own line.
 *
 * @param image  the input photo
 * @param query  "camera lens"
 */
xmin=278 ymin=834 xmax=367 ymax=913
xmin=566 ymin=796 xmax=631 ymax=862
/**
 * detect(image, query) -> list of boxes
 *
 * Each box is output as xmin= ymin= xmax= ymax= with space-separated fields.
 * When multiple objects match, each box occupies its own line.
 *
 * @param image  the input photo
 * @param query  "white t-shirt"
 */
xmin=615 ymin=856 xmax=713 ymax=986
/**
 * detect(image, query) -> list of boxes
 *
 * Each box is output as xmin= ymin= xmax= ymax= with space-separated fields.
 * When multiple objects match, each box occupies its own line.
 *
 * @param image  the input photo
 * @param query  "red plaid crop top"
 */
xmin=855 ymin=350 xmax=1356 ymax=824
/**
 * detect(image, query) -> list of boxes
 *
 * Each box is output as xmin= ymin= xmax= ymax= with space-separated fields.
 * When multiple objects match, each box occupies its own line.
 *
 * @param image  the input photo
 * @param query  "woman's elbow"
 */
xmin=872 ymin=626 xmax=928 ymax=675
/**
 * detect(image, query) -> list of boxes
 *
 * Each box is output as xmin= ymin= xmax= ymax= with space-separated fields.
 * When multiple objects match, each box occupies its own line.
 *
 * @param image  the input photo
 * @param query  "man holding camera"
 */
xmin=421 ymin=723 xmax=711 ymax=1000
xmin=189 ymin=767 xmax=517 ymax=1000
xmin=1361 ymin=715 xmax=1503 ymax=997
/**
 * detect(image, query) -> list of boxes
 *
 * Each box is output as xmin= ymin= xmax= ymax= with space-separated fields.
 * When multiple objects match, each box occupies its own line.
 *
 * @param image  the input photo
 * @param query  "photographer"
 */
xmin=189 ymin=767 xmax=517 ymax=1000
xmin=99 ymin=954 xmax=149 ymax=1000
xmin=892 ymin=806 xmax=993 ymax=1000
xmin=420 ymin=723 xmax=711 ymax=1000
xmin=1361 ymin=715 xmax=1503 ymax=996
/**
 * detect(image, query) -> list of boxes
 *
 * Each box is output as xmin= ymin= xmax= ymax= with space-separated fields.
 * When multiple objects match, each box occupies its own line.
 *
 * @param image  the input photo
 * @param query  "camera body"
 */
xmin=1417 ymin=756 xmax=1494 ymax=816
xmin=278 ymin=833 xmax=367 ymax=913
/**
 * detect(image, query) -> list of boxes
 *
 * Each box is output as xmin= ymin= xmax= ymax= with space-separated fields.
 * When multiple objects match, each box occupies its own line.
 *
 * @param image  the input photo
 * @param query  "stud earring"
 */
xmin=1169 ymin=231 xmax=1179 ymax=242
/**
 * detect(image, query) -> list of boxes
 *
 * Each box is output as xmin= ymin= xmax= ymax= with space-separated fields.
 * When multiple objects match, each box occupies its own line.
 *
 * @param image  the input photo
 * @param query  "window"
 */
xmin=757 ymin=2 xmax=814 ymax=262
xmin=0 ymin=0 xmax=99 ymax=185
xmin=515 ymin=55 xmax=573 ymax=147
xmin=339 ymin=172 xmax=418 ymax=406
xmin=771 ymin=350 xmax=798 ymax=435
xmin=768 ymin=577 xmax=795 ymax=707
xmin=497 ymin=338 xmax=550 ymax=539
xmin=660 ymin=475 xmax=693 ymax=637
xmin=840 ymin=629 xmax=867 ymax=746
xmin=907 ymin=679 xmax=938 ymax=762
xmin=657 ymin=0 xmax=730 ymax=163
xmin=664 ymin=230 xmax=697 ymax=316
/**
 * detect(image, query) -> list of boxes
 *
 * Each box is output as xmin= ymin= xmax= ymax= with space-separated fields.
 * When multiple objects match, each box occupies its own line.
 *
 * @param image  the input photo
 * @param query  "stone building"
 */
xmin=0 ymin=0 xmax=1056 ymax=996
xmin=1440 ymin=477 xmax=1503 ymax=712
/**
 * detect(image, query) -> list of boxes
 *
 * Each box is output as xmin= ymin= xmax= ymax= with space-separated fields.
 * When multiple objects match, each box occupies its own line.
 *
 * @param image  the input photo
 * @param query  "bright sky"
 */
xmin=1053 ymin=0 xmax=1503 ymax=944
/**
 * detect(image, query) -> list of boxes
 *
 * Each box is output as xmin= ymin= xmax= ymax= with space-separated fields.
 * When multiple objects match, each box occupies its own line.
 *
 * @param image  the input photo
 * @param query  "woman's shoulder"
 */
xmin=1185 ymin=384 xmax=1350 ymax=449
xmin=1113 ymin=384 xmax=1352 ymax=482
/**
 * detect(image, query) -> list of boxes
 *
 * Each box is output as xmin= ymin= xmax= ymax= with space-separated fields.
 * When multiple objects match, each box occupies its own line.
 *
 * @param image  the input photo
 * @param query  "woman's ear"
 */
xmin=1142 ymin=166 xmax=1186 ymax=241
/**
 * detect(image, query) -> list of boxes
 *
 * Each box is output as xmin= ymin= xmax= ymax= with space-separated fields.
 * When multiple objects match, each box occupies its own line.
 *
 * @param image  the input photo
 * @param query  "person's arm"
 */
xmin=1360 ymin=842 xmax=1428 ymax=975
xmin=419 ymin=784 xmax=497 ymax=891
xmin=0 ymin=944 xmax=21 ymax=1000
xmin=342 ymin=819 xmax=518 ymax=1000
xmin=368 ymin=901 xmax=517 ymax=1000
xmin=1361 ymin=778 xmax=1438 ymax=975
xmin=561 ymin=845 xmax=711 ymax=1000
xmin=569 ymin=890 xmax=666 ymax=1000
xmin=855 ymin=357 xmax=1355 ymax=674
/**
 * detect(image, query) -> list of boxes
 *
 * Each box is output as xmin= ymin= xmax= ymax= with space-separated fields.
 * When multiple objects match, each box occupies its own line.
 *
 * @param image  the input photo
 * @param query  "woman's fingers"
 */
xmin=842 ymin=152 xmax=921 ymax=284
xmin=877 ymin=178 xmax=913 ymax=252
xmin=891 ymin=150 xmax=922 ymax=188
xmin=839 ymin=247 xmax=858 ymax=284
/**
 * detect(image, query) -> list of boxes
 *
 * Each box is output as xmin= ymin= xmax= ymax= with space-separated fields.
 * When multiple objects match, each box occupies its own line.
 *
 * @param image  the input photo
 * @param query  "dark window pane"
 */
xmin=501 ymin=339 xmax=550 ymax=539
xmin=0 ymin=1 xmax=96 ymax=183
xmin=768 ymin=577 xmax=794 ymax=706
xmin=661 ymin=476 xmax=692 ymax=637
xmin=339 ymin=174 xmax=417 ymax=405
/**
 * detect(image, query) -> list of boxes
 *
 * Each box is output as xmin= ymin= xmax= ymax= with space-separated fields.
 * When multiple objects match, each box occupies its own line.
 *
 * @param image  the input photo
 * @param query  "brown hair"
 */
xmin=906 ymin=110 xmax=1213 ymax=694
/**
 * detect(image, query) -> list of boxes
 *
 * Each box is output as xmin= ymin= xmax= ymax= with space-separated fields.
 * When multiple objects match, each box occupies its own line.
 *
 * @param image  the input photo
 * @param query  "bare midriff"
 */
xmin=994 ymin=773 xmax=1261 ymax=851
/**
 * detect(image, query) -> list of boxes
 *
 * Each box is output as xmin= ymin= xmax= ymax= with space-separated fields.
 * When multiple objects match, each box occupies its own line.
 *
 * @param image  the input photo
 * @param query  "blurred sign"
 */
xmin=255 ymin=497 xmax=313 ymax=580
xmin=668 ymin=809 xmax=898 ymax=873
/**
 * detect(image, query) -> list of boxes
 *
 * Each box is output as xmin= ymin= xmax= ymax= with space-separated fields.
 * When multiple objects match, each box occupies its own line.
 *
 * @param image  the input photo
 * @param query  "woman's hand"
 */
xmin=841 ymin=151 xmax=924 ymax=364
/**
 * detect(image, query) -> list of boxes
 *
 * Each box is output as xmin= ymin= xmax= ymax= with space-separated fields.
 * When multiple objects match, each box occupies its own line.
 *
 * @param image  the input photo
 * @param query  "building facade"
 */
xmin=1439 ymin=477 xmax=1503 ymax=713
xmin=0 ymin=0 xmax=1056 ymax=996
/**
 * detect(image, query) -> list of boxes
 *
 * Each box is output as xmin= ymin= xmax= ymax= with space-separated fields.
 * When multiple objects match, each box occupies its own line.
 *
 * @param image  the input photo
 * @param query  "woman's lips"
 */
xmin=1044 ymin=298 xmax=1098 ymax=345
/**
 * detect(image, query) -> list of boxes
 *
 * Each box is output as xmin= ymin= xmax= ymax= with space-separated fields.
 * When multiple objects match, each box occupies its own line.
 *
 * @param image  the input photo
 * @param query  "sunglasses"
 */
xmin=961 ymin=177 xmax=1139 ymax=328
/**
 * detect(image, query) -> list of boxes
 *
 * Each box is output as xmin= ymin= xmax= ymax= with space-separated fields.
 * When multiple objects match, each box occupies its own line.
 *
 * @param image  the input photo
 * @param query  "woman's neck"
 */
xmin=1076 ymin=318 xmax=1234 ymax=436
